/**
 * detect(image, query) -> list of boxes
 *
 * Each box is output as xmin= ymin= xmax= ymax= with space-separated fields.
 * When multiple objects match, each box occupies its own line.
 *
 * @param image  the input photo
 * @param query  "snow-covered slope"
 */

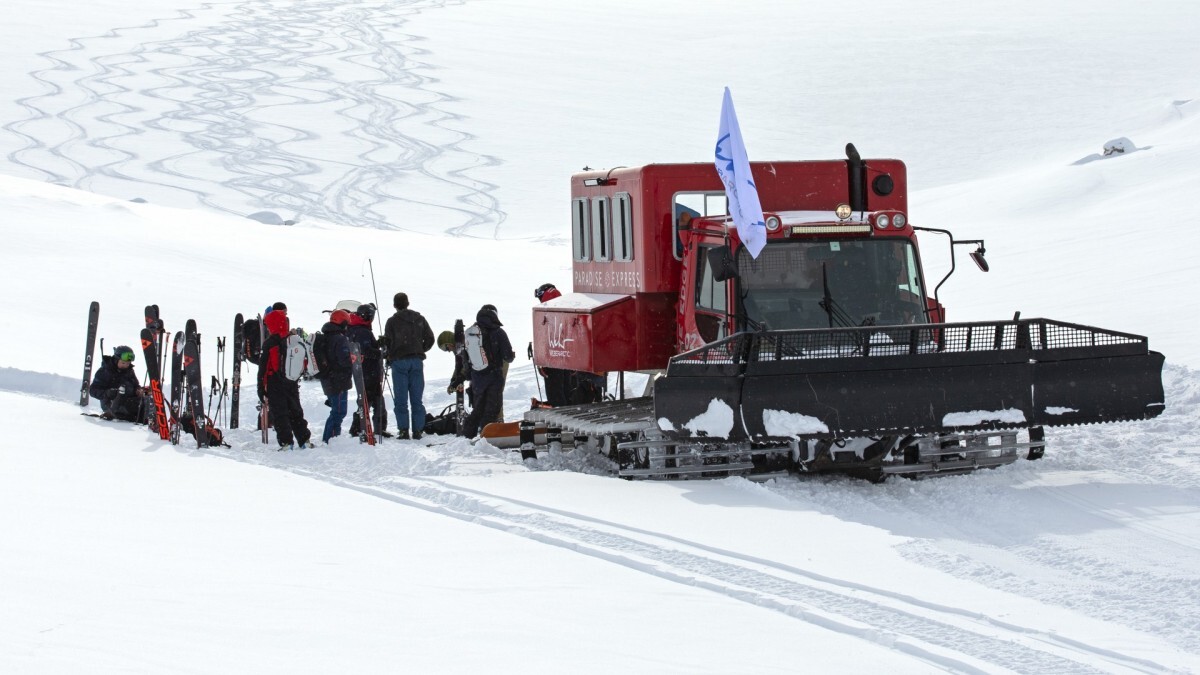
xmin=2 ymin=0 xmax=1199 ymax=671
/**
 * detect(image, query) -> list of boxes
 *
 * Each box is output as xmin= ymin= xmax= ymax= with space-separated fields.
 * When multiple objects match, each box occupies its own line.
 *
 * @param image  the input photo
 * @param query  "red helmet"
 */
xmin=330 ymin=309 xmax=351 ymax=325
xmin=535 ymin=283 xmax=562 ymax=303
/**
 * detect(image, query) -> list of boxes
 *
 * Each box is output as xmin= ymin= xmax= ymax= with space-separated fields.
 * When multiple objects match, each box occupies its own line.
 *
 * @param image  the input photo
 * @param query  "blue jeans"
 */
xmin=390 ymin=357 xmax=426 ymax=432
xmin=323 ymin=391 xmax=348 ymax=443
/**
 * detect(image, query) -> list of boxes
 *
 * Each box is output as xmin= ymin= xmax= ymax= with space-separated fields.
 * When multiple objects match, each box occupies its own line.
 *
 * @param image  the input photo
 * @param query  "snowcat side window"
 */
xmin=695 ymin=245 xmax=729 ymax=342
xmin=592 ymin=197 xmax=611 ymax=262
xmin=695 ymin=245 xmax=728 ymax=314
xmin=672 ymin=192 xmax=727 ymax=262
xmin=572 ymin=198 xmax=591 ymax=261
xmin=614 ymin=193 xmax=634 ymax=262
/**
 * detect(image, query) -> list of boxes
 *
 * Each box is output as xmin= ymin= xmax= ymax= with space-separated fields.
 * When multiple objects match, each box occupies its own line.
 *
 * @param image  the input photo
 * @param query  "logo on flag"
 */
xmin=714 ymin=87 xmax=767 ymax=259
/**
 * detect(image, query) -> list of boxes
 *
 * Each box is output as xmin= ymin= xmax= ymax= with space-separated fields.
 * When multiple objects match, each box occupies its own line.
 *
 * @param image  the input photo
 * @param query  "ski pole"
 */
xmin=366 ymin=257 xmax=393 ymax=411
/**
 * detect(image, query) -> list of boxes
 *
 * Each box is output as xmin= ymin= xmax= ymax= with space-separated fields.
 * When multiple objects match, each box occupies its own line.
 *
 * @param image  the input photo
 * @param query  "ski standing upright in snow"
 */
xmin=231 ymin=313 xmax=243 ymax=429
xmin=184 ymin=320 xmax=208 ymax=448
xmin=454 ymin=318 xmax=466 ymax=435
xmin=140 ymin=327 xmax=171 ymax=441
xmin=80 ymin=301 xmax=100 ymax=406
xmin=349 ymin=341 xmax=375 ymax=445
xmin=169 ymin=331 xmax=185 ymax=445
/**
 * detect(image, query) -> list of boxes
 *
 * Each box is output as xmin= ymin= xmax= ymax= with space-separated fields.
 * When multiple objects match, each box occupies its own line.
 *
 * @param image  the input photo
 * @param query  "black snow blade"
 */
xmin=654 ymin=318 xmax=1165 ymax=441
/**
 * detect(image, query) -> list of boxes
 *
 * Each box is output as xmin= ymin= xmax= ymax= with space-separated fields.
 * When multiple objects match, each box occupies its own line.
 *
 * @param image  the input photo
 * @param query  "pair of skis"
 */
xmin=141 ymin=305 xmax=170 ymax=441
xmin=141 ymin=306 xmax=209 ymax=448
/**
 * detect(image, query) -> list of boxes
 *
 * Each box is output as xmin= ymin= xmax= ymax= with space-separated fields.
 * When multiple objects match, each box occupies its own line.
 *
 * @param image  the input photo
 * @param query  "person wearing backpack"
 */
xmin=347 ymin=304 xmax=388 ymax=438
xmin=316 ymin=309 xmax=353 ymax=443
xmin=258 ymin=304 xmax=314 ymax=450
xmin=461 ymin=306 xmax=515 ymax=438
xmin=383 ymin=292 xmax=435 ymax=439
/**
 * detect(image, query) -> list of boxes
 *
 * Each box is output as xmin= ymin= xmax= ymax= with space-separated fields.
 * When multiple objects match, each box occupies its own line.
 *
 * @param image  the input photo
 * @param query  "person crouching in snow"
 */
xmin=89 ymin=344 xmax=147 ymax=422
xmin=258 ymin=303 xmax=314 ymax=450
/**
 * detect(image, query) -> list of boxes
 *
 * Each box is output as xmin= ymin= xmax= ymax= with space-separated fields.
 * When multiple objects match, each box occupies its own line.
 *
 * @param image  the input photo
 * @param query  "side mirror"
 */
xmin=707 ymin=245 xmax=739 ymax=281
xmin=970 ymin=248 xmax=989 ymax=272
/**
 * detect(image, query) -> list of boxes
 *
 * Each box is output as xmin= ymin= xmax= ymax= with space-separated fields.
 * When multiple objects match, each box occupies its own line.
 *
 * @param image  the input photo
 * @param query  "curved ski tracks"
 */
xmin=3 ymin=0 xmax=504 ymax=236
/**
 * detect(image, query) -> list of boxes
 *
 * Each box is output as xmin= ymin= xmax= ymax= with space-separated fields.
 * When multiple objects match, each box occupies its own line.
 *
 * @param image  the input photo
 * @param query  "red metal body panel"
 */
xmin=532 ymin=293 xmax=675 ymax=372
xmin=539 ymin=159 xmax=924 ymax=375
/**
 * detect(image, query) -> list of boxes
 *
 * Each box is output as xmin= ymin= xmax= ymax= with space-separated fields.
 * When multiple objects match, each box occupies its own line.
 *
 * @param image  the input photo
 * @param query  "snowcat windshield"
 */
xmin=737 ymin=239 xmax=926 ymax=330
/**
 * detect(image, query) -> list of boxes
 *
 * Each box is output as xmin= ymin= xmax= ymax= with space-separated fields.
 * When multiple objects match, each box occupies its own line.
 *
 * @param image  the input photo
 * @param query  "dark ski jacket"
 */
xmin=383 ymin=308 xmax=435 ymax=361
xmin=318 ymin=321 xmax=352 ymax=396
xmin=470 ymin=308 xmax=514 ymax=386
xmin=347 ymin=315 xmax=382 ymax=381
xmin=88 ymin=355 xmax=142 ymax=417
xmin=89 ymin=355 xmax=141 ymax=401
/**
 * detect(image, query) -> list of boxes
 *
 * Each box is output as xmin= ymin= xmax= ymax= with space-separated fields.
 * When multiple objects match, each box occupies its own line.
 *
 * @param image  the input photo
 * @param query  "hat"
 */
xmin=480 ymin=304 xmax=497 ymax=314
xmin=393 ymin=292 xmax=409 ymax=310
xmin=330 ymin=309 xmax=351 ymax=325
xmin=272 ymin=301 xmax=287 ymax=312
xmin=535 ymin=283 xmax=561 ymax=302
xmin=356 ymin=303 xmax=376 ymax=323
xmin=436 ymin=330 xmax=455 ymax=350
xmin=113 ymin=345 xmax=135 ymax=362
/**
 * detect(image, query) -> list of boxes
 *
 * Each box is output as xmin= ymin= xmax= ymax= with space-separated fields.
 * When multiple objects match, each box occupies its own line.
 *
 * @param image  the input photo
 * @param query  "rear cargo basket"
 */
xmin=671 ymin=319 xmax=1150 ymax=367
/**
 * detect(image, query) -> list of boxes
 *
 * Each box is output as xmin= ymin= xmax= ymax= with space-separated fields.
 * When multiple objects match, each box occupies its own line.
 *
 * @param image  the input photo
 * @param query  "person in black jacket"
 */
xmin=461 ymin=306 xmax=515 ymax=438
xmin=347 ymin=303 xmax=388 ymax=438
xmin=318 ymin=310 xmax=353 ymax=443
xmin=383 ymin=292 xmax=435 ymax=439
xmin=88 ymin=345 xmax=147 ymax=422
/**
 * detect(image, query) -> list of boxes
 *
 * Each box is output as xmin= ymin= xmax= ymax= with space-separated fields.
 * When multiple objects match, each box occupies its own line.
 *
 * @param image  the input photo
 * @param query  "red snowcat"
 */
xmin=524 ymin=145 xmax=1165 ymax=480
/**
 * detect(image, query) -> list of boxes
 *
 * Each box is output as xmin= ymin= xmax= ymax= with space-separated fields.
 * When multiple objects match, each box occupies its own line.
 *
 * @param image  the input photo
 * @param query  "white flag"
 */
xmin=714 ymin=87 xmax=766 ymax=259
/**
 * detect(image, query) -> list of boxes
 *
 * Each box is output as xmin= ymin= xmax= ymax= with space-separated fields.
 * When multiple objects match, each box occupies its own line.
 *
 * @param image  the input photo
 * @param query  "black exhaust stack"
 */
xmin=846 ymin=143 xmax=866 ymax=212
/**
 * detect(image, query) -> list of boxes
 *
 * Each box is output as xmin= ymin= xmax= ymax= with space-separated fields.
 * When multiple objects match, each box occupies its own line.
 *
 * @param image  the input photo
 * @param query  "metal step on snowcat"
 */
xmin=639 ymin=317 xmax=1165 ymax=480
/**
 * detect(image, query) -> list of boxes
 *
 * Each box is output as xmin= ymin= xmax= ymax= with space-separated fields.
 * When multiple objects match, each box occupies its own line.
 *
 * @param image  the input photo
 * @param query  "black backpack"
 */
xmin=311 ymin=331 xmax=331 ymax=379
xmin=242 ymin=317 xmax=263 ymax=361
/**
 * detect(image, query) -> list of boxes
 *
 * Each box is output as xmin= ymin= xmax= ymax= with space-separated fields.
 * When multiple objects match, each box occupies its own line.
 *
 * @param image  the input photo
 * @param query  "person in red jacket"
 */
xmin=257 ymin=303 xmax=313 ymax=450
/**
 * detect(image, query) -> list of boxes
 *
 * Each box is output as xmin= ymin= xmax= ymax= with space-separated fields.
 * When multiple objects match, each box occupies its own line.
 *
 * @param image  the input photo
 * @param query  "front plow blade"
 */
xmin=655 ymin=319 xmax=1165 ymax=441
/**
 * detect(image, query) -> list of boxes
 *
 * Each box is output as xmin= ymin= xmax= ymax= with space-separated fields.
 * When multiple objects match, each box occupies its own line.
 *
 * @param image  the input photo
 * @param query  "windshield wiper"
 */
xmin=818 ymin=263 xmax=860 ymax=328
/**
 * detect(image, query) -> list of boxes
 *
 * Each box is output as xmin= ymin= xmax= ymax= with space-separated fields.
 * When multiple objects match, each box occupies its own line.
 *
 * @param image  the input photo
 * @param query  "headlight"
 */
xmin=835 ymin=203 xmax=852 ymax=220
xmin=875 ymin=214 xmax=890 ymax=230
xmin=893 ymin=213 xmax=907 ymax=228
xmin=765 ymin=215 xmax=781 ymax=232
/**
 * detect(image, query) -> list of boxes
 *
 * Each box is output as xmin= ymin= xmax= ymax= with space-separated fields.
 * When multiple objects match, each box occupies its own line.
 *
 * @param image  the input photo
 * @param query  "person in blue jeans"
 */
xmin=317 ymin=310 xmax=353 ymax=443
xmin=382 ymin=292 xmax=435 ymax=439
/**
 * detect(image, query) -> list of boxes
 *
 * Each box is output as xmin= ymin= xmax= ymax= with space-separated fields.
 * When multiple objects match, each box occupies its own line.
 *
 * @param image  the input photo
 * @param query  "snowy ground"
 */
xmin=2 ymin=0 xmax=1199 ymax=672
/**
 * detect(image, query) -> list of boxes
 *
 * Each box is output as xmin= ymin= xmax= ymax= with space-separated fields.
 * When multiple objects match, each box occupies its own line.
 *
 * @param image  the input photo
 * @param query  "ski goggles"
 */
xmin=117 ymin=351 xmax=135 ymax=362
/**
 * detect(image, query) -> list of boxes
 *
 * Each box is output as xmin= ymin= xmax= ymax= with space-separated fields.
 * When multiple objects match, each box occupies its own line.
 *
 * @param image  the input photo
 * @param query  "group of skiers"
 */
xmin=257 ymin=292 xmax=516 ymax=449
xmin=88 ymin=282 xmax=600 ymax=450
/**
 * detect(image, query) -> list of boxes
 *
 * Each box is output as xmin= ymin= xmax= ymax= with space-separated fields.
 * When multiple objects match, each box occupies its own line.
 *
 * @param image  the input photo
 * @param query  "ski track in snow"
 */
xmin=2 ymin=0 xmax=504 ymax=236
xmin=184 ymin=446 xmax=1168 ymax=674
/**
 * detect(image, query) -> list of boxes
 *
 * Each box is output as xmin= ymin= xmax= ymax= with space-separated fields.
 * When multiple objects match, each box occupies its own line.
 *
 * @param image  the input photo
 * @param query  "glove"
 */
xmin=377 ymin=335 xmax=390 ymax=349
xmin=105 ymin=388 xmax=119 ymax=400
xmin=447 ymin=384 xmax=455 ymax=395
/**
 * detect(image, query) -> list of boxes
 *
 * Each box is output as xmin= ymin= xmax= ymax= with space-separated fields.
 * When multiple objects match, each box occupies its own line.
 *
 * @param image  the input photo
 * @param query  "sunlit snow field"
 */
xmin=1 ymin=0 xmax=1199 ymax=672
